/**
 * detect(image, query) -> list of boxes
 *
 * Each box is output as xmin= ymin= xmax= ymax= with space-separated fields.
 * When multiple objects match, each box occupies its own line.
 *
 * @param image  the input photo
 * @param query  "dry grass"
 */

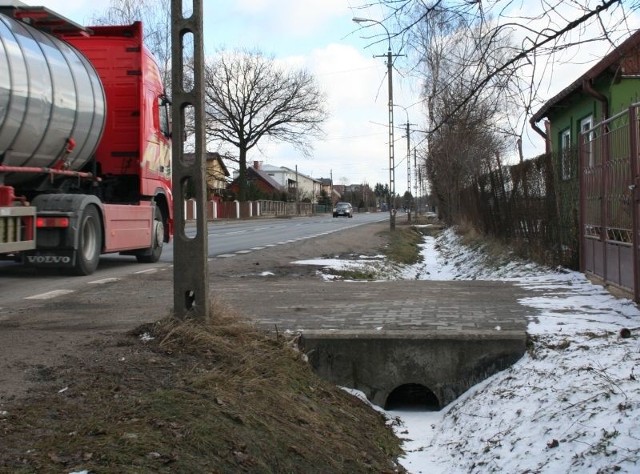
xmin=382 ymin=225 xmax=425 ymax=265
xmin=0 ymin=301 xmax=403 ymax=473
xmin=455 ymin=218 xmax=564 ymax=267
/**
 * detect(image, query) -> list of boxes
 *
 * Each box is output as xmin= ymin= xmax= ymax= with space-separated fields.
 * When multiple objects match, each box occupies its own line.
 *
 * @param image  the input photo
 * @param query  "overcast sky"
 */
xmin=19 ymin=1 xmax=639 ymax=195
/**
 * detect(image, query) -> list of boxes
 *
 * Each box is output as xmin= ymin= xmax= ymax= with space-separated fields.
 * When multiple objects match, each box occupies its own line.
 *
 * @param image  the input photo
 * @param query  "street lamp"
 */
xmin=353 ymin=16 xmax=397 ymax=230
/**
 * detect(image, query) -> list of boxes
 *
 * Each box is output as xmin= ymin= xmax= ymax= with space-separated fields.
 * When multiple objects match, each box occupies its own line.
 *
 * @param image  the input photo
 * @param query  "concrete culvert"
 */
xmin=385 ymin=383 xmax=440 ymax=411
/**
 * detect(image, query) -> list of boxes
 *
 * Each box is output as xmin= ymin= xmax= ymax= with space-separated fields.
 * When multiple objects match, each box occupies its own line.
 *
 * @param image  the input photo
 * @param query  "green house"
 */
xmin=531 ymin=29 xmax=640 ymax=177
xmin=530 ymin=29 xmax=640 ymax=297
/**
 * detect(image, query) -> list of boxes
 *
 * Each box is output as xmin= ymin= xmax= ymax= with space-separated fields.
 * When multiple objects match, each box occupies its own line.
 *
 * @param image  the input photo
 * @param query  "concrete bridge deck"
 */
xmin=220 ymin=279 xmax=529 ymax=332
xmin=216 ymin=279 xmax=534 ymax=409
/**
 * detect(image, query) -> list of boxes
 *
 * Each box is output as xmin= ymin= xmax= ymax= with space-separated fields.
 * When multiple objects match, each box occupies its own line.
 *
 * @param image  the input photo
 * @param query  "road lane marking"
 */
xmin=87 ymin=278 xmax=120 ymax=285
xmin=207 ymin=217 xmax=383 ymax=257
xmin=134 ymin=268 xmax=158 ymax=274
xmin=26 ymin=289 xmax=75 ymax=300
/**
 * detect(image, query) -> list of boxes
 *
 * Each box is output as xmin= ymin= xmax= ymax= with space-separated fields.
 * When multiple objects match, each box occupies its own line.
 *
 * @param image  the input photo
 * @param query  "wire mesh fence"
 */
xmin=458 ymin=152 xmax=579 ymax=268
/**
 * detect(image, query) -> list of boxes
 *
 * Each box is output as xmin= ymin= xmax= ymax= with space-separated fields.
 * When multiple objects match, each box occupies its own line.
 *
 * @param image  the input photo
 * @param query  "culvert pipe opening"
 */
xmin=385 ymin=383 xmax=440 ymax=411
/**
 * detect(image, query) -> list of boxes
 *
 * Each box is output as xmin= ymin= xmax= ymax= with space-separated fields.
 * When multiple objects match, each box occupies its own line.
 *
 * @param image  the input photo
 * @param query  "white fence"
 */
xmin=184 ymin=199 xmax=315 ymax=220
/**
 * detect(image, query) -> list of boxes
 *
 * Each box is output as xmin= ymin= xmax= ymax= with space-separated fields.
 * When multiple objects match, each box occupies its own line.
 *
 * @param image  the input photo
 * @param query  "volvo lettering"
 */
xmin=26 ymin=256 xmax=72 ymax=265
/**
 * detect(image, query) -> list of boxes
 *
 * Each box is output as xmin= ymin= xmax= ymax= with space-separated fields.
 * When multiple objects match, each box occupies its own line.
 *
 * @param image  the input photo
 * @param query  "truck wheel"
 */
xmin=136 ymin=207 xmax=164 ymax=263
xmin=73 ymin=205 xmax=102 ymax=275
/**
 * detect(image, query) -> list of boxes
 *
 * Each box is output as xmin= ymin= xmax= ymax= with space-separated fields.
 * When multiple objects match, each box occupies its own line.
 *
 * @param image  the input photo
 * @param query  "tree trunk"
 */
xmin=238 ymin=146 xmax=248 ymax=202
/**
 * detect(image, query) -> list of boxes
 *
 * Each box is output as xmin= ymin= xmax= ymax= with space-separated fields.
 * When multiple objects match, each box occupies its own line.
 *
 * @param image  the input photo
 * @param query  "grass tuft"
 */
xmin=382 ymin=225 xmax=425 ymax=265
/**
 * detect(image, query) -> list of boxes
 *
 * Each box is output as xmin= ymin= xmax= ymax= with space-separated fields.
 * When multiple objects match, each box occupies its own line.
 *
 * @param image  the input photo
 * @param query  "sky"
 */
xmin=295 ymin=225 xmax=640 ymax=473
xmin=19 ymin=0 xmax=640 ymax=196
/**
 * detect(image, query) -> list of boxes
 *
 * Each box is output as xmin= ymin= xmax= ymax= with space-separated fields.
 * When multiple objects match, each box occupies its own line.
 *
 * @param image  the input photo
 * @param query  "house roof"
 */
xmin=531 ymin=29 xmax=640 ymax=124
xmin=230 ymin=166 xmax=283 ymax=191
xmin=260 ymin=164 xmax=320 ymax=183
xmin=279 ymin=166 xmax=320 ymax=184
xmin=260 ymin=164 xmax=283 ymax=173
xmin=252 ymin=167 xmax=283 ymax=190
xmin=205 ymin=152 xmax=230 ymax=177
xmin=228 ymin=166 xmax=283 ymax=192
xmin=182 ymin=152 xmax=231 ymax=177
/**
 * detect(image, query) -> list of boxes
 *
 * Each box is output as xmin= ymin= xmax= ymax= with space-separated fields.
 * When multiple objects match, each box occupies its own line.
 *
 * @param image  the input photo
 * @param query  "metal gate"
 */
xmin=580 ymin=104 xmax=640 ymax=301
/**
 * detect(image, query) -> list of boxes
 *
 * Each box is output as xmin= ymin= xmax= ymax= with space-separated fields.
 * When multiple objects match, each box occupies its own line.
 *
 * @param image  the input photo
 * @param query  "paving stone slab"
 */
xmin=214 ymin=279 xmax=532 ymax=335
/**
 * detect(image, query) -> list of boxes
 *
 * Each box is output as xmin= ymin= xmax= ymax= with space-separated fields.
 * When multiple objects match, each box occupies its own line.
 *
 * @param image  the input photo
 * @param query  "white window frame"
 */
xmin=580 ymin=116 xmax=595 ymax=168
xmin=560 ymin=128 xmax=572 ymax=180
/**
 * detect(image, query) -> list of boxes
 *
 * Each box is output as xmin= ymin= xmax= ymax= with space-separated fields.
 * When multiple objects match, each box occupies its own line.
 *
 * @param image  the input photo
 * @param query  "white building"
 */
xmin=259 ymin=163 xmax=322 ymax=203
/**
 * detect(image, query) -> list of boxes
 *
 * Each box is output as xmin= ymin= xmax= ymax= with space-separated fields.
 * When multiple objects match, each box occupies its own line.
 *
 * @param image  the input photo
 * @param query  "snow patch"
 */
xmin=318 ymin=227 xmax=640 ymax=473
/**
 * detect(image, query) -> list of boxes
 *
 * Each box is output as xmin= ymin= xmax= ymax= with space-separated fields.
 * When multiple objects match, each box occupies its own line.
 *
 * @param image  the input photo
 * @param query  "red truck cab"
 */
xmin=0 ymin=5 xmax=173 ymax=275
xmin=62 ymin=22 xmax=173 ymax=243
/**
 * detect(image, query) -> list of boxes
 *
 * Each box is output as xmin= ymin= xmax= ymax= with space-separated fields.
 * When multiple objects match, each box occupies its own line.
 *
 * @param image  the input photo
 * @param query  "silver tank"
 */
xmin=0 ymin=12 xmax=106 ymax=185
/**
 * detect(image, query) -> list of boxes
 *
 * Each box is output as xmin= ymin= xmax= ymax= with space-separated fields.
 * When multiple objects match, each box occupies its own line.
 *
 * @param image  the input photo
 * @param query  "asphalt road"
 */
xmin=165 ymin=211 xmax=386 ymax=261
xmin=0 ymin=212 xmax=387 ymax=308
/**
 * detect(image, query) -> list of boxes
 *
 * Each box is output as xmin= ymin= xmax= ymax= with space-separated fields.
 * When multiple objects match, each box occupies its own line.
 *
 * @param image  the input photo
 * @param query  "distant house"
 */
xmin=205 ymin=152 xmax=230 ymax=198
xmin=259 ymin=164 xmax=322 ymax=202
xmin=337 ymin=183 xmax=375 ymax=209
xmin=228 ymin=161 xmax=283 ymax=199
xmin=182 ymin=152 xmax=230 ymax=199
xmin=318 ymin=177 xmax=340 ymax=204
xmin=319 ymin=177 xmax=332 ymax=194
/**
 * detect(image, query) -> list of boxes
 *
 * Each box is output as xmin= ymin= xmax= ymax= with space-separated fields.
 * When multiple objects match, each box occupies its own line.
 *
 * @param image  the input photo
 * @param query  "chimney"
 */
xmin=253 ymin=161 xmax=260 ymax=170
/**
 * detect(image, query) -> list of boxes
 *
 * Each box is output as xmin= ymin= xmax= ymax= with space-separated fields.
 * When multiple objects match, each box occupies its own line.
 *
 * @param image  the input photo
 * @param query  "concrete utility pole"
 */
xmin=171 ymin=0 xmax=209 ymax=319
xmin=405 ymin=121 xmax=411 ymax=223
xmin=395 ymin=103 xmax=414 ymax=220
xmin=406 ymin=122 xmax=411 ymax=201
xmin=353 ymin=17 xmax=403 ymax=231
xmin=295 ymin=164 xmax=299 ymax=201
xmin=414 ymin=148 xmax=418 ymax=215
xmin=385 ymin=47 xmax=396 ymax=230
xmin=330 ymin=169 xmax=333 ymax=205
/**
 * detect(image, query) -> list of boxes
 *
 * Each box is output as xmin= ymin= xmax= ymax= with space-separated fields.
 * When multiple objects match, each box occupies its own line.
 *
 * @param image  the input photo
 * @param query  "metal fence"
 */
xmin=458 ymin=152 xmax=578 ymax=268
xmin=454 ymin=103 xmax=640 ymax=301
xmin=580 ymin=105 xmax=639 ymax=300
xmin=184 ymin=199 xmax=315 ymax=220
xmin=256 ymin=200 xmax=313 ymax=217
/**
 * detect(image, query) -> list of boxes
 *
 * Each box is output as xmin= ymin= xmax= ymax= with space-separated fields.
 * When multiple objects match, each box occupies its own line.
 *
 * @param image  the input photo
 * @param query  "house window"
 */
xmin=560 ymin=128 xmax=571 ymax=180
xmin=580 ymin=116 xmax=595 ymax=168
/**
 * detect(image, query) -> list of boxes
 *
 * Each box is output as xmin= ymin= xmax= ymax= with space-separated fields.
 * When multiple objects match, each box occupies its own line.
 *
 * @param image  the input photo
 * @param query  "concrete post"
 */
xmin=171 ymin=0 xmax=209 ymax=319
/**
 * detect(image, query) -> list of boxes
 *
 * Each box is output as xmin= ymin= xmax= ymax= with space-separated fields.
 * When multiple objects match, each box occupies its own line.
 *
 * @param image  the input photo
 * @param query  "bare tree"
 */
xmin=426 ymin=93 xmax=508 ymax=222
xmin=355 ymin=0 xmax=639 ymax=222
xmin=91 ymin=0 xmax=171 ymax=88
xmin=366 ymin=0 xmax=637 ymax=135
xmin=412 ymin=6 xmax=510 ymax=222
xmin=204 ymin=49 xmax=328 ymax=201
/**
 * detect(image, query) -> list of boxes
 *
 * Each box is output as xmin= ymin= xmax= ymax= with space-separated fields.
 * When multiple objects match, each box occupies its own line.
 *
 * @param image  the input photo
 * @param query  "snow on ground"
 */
xmin=293 ymin=255 xmax=401 ymax=281
xmin=312 ymin=228 xmax=640 ymax=473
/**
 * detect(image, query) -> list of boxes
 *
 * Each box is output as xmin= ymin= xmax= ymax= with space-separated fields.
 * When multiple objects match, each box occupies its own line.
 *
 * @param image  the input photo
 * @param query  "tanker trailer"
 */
xmin=0 ymin=2 xmax=173 ymax=275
